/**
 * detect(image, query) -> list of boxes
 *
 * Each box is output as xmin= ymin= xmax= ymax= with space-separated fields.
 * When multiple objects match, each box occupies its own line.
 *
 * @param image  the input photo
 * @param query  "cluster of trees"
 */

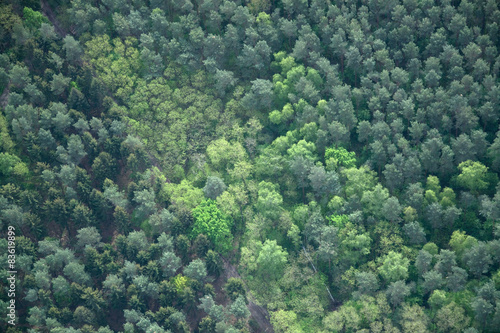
xmin=0 ymin=2 xmax=252 ymax=332
xmin=1 ymin=0 xmax=500 ymax=332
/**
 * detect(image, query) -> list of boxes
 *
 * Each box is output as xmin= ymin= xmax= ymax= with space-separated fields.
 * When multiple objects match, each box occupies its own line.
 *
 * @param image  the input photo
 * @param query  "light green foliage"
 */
xmin=325 ymin=147 xmax=356 ymax=170
xmin=0 ymin=152 xmax=28 ymax=179
xmin=22 ymin=8 xmax=48 ymax=31
xmin=240 ymin=239 xmax=287 ymax=282
xmin=426 ymin=175 xmax=441 ymax=194
xmin=216 ymin=184 xmax=248 ymax=221
xmin=125 ymin=77 xmax=227 ymax=170
xmin=457 ymin=160 xmax=489 ymax=193
xmin=164 ymin=179 xmax=204 ymax=210
xmin=270 ymin=310 xmax=303 ymax=333
xmin=256 ymin=239 xmax=288 ymax=280
xmin=323 ymin=304 xmax=361 ymax=332
xmin=287 ymin=139 xmax=316 ymax=161
xmin=206 ymin=138 xmax=247 ymax=170
xmin=440 ymin=187 xmax=457 ymax=207
xmin=377 ymin=251 xmax=410 ymax=283
xmin=0 ymin=114 xmax=14 ymax=152
xmin=400 ymin=304 xmax=429 ymax=333
xmin=449 ymin=230 xmax=478 ymax=259
xmin=270 ymin=103 xmax=295 ymax=125
xmin=428 ymin=289 xmax=447 ymax=309
xmin=191 ymin=200 xmax=232 ymax=253
xmin=256 ymin=181 xmax=283 ymax=220
xmin=361 ymin=184 xmax=390 ymax=219
xmin=435 ymin=302 xmax=470 ymax=333
xmin=85 ymin=35 xmax=140 ymax=100
xmin=337 ymin=221 xmax=372 ymax=265
xmin=342 ymin=166 xmax=377 ymax=198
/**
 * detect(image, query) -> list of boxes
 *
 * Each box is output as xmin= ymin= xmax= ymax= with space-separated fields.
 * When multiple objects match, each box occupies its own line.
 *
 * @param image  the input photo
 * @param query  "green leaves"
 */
xmin=0 ymin=152 xmax=28 ymax=179
xmin=325 ymin=147 xmax=356 ymax=170
xmin=22 ymin=7 xmax=48 ymax=31
xmin=191 ymin=200 xmax=233 ymax=253
xmin=377 ymin=251 xmax=410 ymax=283
xmin=457 ymin=160 xmax=489 ymax=193
xmin=256 ymin=181 xmax=283 ymax=220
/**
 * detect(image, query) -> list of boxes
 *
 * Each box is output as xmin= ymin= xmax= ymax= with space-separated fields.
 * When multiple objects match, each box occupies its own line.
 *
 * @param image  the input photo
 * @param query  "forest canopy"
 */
xmin=1 ymin=0 xmax=500 ymax=332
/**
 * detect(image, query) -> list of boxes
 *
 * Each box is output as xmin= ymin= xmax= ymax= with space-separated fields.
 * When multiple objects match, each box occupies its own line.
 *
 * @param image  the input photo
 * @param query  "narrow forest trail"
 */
xmin=222 ymin=257 xmax=274 ymax=333
xmin=41 ymin=0 xmax=68 ymax=37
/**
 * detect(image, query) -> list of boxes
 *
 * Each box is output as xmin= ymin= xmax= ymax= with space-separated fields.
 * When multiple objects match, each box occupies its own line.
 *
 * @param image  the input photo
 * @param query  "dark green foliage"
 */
xmin=194 ymin=233 xmax=211 ymax=258
xmin=2 ymin=1 xmax=500 ymax=332
xmin=203 ymin=176 xmax=227 ymax=200
xmin=224 ymin=278 xmax=246 ymax=302
xmin=205 ymin=250 xmax=223 ymax=277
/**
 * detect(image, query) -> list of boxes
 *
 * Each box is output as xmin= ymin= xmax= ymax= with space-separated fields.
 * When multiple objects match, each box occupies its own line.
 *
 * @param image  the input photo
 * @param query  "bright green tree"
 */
xmin=191 ymin=200 xmax=232 ymax=253
xmin=457 ymin=160 xmax=489 ymax=193
xmin=377 ymin=251 xmax=410 ymax=283
xmin=325 ymin=147 xmax=357 ymax=170
xmin=270 ymin=309 xmax=303 ymax=333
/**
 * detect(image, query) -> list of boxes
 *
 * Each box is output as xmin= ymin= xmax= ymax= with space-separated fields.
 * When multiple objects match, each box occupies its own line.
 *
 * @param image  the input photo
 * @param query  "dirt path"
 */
xmin=41 ymin=0 xmax=68 ymax=37
xmin=222 ymin=257 xmax=274 ymax=333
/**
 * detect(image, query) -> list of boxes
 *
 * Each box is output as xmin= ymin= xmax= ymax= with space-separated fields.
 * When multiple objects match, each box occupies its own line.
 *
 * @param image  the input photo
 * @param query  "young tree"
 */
xmin=192 ymin=200 xmax=233 ymax=253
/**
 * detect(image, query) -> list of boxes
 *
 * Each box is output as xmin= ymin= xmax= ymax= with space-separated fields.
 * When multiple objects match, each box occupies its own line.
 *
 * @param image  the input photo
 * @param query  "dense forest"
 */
xmin=1 ymin=0 xmax=500 ymax=332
